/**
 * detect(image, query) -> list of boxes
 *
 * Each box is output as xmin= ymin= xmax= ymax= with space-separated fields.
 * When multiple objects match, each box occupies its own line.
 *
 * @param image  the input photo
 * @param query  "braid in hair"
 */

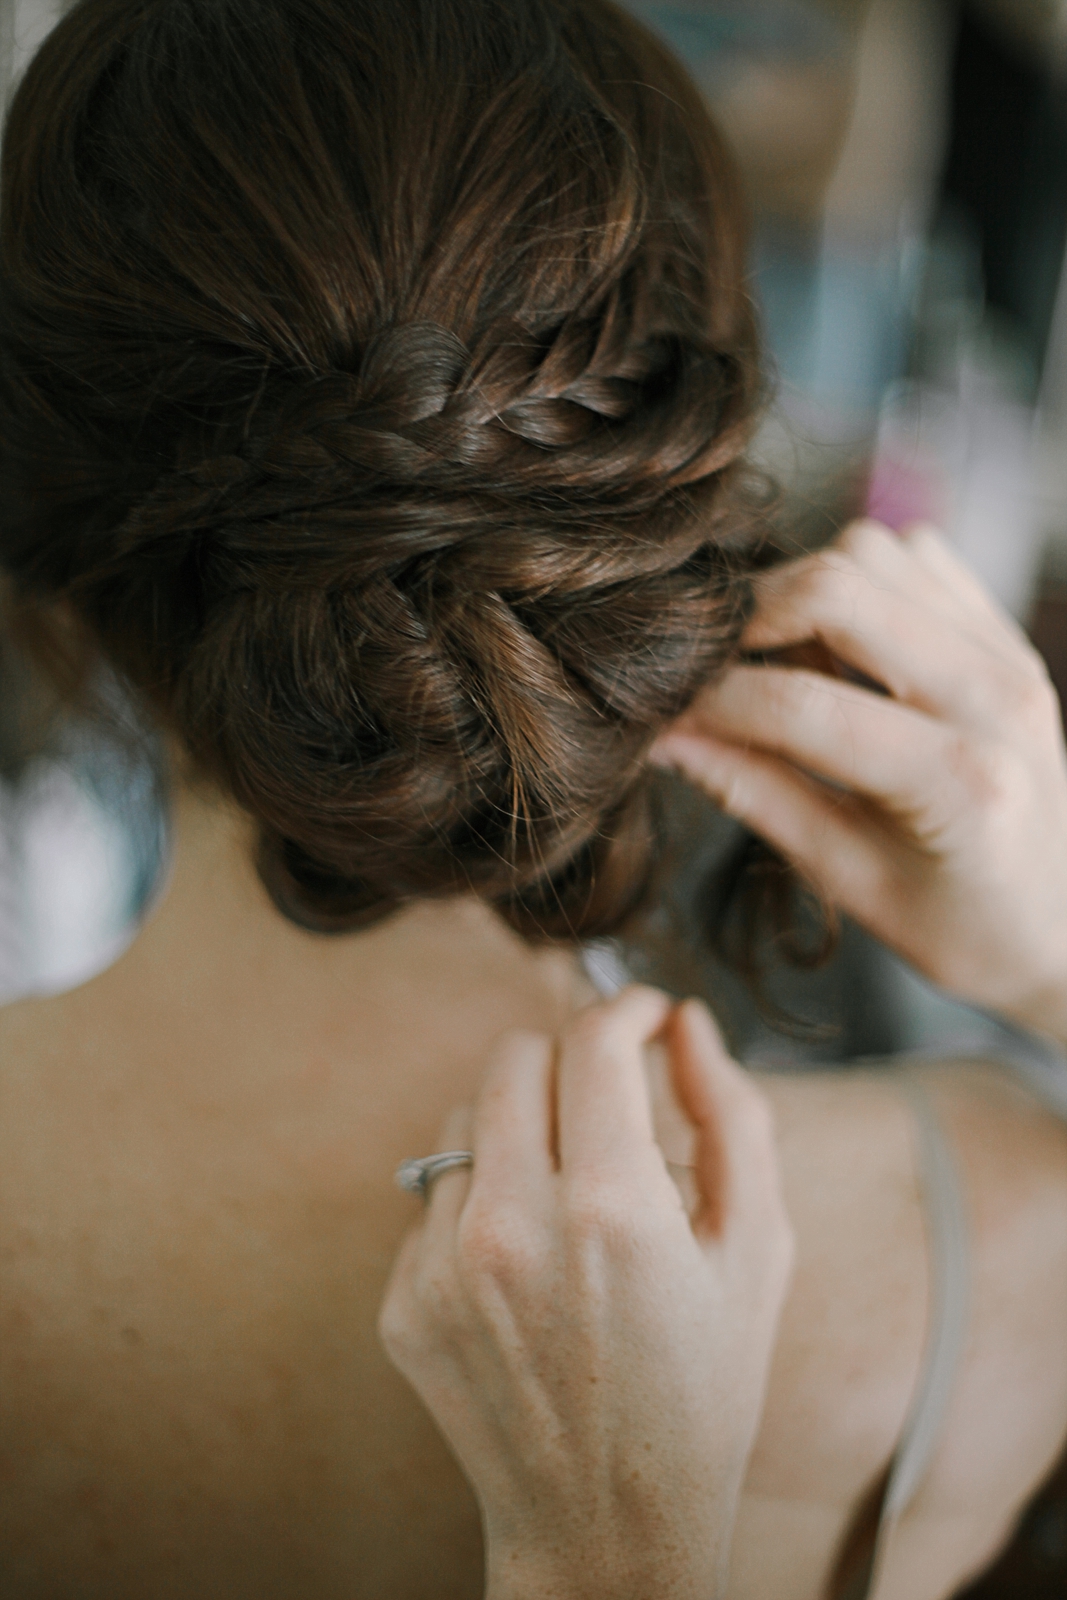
xmin=0 ymin=0 xmax=771 ymax=940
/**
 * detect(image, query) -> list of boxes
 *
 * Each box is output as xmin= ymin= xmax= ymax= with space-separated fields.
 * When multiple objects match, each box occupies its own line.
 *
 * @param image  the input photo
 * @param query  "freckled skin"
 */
xmin=0 ymin=788 xmax=1064 ymax=1599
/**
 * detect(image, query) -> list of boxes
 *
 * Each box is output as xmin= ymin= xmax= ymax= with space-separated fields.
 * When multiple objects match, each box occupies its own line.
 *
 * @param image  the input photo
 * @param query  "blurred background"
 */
xmin=604 ymin=0 xmax=1067 ymax=1078
xmin=2 ymin=3 xmax=1067 ymax=1590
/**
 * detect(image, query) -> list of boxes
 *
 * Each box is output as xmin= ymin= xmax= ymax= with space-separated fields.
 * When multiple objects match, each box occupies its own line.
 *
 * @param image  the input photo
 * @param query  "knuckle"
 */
xmin=969 ymin=643 xmax=1058 ymax=734
xmin=800 ymin=550 xmax=873 ymax=625
xmin=563 ymin=1185 xmax=615 ymax=1243
xmin=561 ymin=1176 xmax=631 ymax=1244
xmin=457 ymin=1204 xmax=538 ymax=1288
xmin=562 ymin=1008 xmax=613 ymax=1055
xmin=806 ymin=550 xmax=854 ymax=604
xmin=410 ymin=1260 xmax=461 ymax=1329
xmin=376 ymin=1294 xmax=403 ymax=1354
xmin=377 ymin=1291 xmax=425 ymax=1362
xmin=947 ymin=733 xmax=1024 ymax=814
xmin=840 ymin=517 xmax=891 ymax=566
xmin=563 ymin=1179 xmax=662 ymax=1265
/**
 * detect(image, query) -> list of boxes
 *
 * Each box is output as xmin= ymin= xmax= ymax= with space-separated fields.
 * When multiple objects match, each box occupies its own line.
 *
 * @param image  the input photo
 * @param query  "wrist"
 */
xmin=485 ymin=1528 xmax=725 ymax=1600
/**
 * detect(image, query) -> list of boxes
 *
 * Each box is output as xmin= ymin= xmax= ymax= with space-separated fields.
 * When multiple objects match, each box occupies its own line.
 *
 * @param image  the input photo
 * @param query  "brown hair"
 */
xmin=0 ymin=0 xmax=769 ymax=940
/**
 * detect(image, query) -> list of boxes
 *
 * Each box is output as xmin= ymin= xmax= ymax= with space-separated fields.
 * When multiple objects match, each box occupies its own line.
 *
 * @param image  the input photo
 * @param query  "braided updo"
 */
xmin=0 ymin=0 xmax=768 ymax=938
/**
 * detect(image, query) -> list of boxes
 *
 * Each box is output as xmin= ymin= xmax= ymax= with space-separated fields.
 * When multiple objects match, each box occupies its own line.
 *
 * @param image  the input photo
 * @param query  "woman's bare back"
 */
xmin=1 ymin=792 xmax=1065 ymax=1599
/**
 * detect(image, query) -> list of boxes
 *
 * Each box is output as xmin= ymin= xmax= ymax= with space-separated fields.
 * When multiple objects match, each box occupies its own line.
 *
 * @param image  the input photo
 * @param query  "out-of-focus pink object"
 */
xmin=865 ymin=457 xmax=949 ymax=533
xmin=866 ymin=379 xmax=1042 ymax=618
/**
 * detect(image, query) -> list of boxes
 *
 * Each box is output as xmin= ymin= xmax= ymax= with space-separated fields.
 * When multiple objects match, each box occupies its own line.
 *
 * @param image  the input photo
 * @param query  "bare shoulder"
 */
xmin=0 ymin=989 xmax=78 ymax=1100
xmin=729 ymin=1061 xmax=1067 ymax=1600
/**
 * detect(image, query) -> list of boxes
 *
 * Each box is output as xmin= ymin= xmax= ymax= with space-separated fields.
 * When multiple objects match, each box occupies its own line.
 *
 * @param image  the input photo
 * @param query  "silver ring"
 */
xmin=395 ymin=1150 xmax=474 ymax=1199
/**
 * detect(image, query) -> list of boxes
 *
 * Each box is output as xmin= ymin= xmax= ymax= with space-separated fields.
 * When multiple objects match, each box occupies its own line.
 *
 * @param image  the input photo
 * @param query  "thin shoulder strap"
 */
xmin=831 ymin=1071 xmax=971 ymax=1600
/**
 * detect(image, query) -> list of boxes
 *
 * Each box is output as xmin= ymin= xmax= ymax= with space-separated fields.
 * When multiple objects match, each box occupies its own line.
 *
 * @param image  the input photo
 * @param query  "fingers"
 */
xmin=420 ymin=1103 xmax=476 ymax=1253
xmin=742 ymin=520 xmax=1032 ymax=728
xmin=648 ymin=729 xmax=899 ymax=918
xmin=674 ymin=665 xmax=965 ymax=826
xmin=412 ymin=990 xmax=677 ymax=1264
xmin=555 ymin=986 xmax=674 ymax=1179
xmin=419 ymin=1028 xmax=557 ymax=1249
xmin=468 ymin=1031 xmax=556 ymax=1200
xmin=666 ymin=1001 xmax=789 ymax=1255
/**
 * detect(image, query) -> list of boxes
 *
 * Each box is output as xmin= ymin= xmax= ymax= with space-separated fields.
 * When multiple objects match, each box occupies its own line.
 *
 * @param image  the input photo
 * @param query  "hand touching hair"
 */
xmin=0 ymin=0 xmax=767 ymax=938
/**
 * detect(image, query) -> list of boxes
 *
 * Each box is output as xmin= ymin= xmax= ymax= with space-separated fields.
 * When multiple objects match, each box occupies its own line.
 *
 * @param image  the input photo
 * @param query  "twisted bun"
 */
xmin=0 ymin=0 xmax=768 ymax=939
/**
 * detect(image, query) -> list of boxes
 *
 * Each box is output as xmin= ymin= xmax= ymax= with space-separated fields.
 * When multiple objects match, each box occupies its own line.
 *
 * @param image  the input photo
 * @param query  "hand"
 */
xmin=378 ymin=987 xmax=793 ymax=1600
xmin=650 ymin=519 xmax=1067 ymax=1041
